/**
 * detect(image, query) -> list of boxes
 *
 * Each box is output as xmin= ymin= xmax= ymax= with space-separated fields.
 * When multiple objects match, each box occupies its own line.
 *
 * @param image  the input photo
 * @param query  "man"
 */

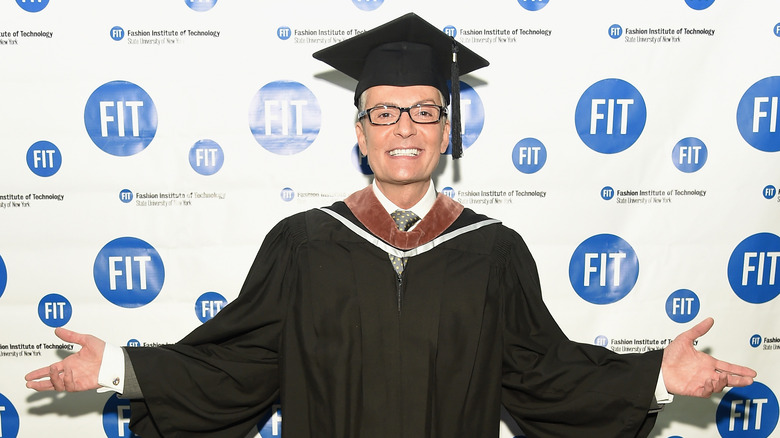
xmin=26 ymin=13 xmax=756 ymax=438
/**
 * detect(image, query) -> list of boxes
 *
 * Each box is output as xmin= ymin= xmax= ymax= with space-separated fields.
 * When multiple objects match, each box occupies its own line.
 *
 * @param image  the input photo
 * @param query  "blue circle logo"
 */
xmin=352 ymin=144 xmax=373 ymax=175
xmin=185 ymin=0 xmax=217 ymax=12
xmin=716 ymin=381 xmax=779 ymax=437
xmin=195 ymin=291 xmax=227 ymax=323
xmin=609 ymin=24 xmax=623 ymax=39
xmin=26 ymin=141 xmax=62 ymax=177
xmin=110 ymin=26 xmax=125 ymax=41
xmin=93 ymin=237 xmax=165 ymax=308
xmin=0 ymin=393 xmax=19 ymax=438
xmin=569 ymin=234 xmax=640 ymax=304
xmin=686 ymin=0 xmax=715 ymax=11
xmin=280 ymin=187 xmax=295 ymax=202
xmin=728 ymin=233 xmax=780 ymax=304
xmin=774 ymin=23 xmax=780 ymax=37
xmin=352 ymin=0 xmax=383 ymax=11
xmin=126 ymin=339 xmax=141 ymax=347
xmin=594 ymin=335 xmax=609 ymax=347
xmin=750 ymin=334 xmax=762 ymax=348
xmin=446 ymin=81 xmax=485 ymax=155
xmin=672 ymin=137 xmax=708 ymax=173
xmin=37 ymin=293 xmax=73 ymax=328
xmin=512 ymin=137 xmax=547 ymax=174
xmin=248 ymin=81 xmax=321 ymax=155
xmin=16 ymin=0 xmax=48 ymax=12
xmin=0 ymin=254 xmax=6 ymax=299
xmin=665 ymin=289 xmax=700 ymax=323
xmin=737 ymin=76 xmax=780 ymax=152
xmin=575 ymin=78 xmax=647 ymax=154
xmin=85 ymin=81 xmax=158 ymax=156
xmin=277 ymin=26 xmax=291 ymax=40
xmin=601 ymin=186 xmax=615 ymax=201
xmin=441 ymin=187 xmax=456 ymax=199
xmin=119 ymin=189 xmax=133 ymax=203
xmin=189 ymin=139 xmax=224 ymax=176
xmin=518 ymin=0 xmax=549 ymax=11
xmin=103 ymin=394 xmax=139 ymax=438
xmin=443 ymin=25 xmax=457 ymax=38
xmin=764 ymin=185 xmax=777 ymax=200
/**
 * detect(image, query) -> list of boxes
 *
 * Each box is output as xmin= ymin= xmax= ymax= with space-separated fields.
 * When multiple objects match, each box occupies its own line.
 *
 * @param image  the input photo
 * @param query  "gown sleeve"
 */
xmin=126 ymin=213 xmax=307 ymax=437
xmin=498 ymin=229 xmax=663 ymax=438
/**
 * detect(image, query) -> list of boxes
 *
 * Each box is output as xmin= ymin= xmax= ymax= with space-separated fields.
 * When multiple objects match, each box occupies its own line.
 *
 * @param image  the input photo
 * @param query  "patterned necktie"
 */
xmin=389 ymin=209 xmax=420 ymax=275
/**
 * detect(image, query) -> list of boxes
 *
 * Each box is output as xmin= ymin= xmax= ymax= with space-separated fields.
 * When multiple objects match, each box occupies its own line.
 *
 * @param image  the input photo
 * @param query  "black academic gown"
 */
xmin=126 ymin=187 xmax=662 ymax=438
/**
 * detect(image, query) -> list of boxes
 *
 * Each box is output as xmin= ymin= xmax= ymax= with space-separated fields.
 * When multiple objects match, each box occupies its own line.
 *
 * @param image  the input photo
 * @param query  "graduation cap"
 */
xmin=312 ymin=13 xmax=489 ymax=158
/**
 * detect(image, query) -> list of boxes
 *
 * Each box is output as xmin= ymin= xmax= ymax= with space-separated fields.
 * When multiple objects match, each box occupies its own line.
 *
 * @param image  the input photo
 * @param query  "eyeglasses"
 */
xmin=358 ymin=104 xmax=447 ymax=125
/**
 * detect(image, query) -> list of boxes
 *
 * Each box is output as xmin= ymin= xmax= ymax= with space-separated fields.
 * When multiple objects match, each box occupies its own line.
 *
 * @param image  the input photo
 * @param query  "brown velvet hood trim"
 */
xmin=344 ymin=186 xmax=465 ymax=250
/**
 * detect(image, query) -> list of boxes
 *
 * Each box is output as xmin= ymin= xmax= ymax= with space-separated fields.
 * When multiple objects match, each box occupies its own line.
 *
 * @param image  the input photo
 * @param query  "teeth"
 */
xmin=389 ymin=149 xmax=420 ymax=157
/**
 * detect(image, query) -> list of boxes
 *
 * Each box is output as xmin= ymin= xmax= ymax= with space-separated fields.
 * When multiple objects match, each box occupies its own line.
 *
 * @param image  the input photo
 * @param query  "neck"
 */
xmin=375 ymin=180 xmax=430 ymax=210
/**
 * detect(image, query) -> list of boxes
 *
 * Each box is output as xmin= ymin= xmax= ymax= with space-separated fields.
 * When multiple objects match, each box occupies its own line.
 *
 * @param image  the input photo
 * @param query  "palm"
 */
xmin=25 ymin=327 xmax=105 ymax=392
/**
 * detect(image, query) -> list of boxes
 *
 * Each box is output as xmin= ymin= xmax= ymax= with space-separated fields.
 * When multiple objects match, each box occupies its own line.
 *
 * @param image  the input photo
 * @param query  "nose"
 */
xmin=393 ymin=111 xmax=416 ymax=136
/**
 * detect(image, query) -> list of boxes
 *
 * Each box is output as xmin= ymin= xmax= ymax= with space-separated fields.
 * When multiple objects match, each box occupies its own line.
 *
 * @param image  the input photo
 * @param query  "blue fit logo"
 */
xmin=37 ymin=293 xmax=72 ymax=327
xmin=569 ymin=234 xmax=639 ymax=304
xmin=85 ymin=81 xmax=158 ymax=156
xmin=277 ymin=27 xmax=291 ymax=40
xmin=764 ymin=185 xmax=777 ymax=200
xmin=16 ymin=0 xmax=48 ymax=12
xmin=103 ymin=394 xmax=138 ymax=438
xmin=257 ymin=404 xmax=282 ymax=437
xmin=594 ymin=335 xmax=609 ymax=347
xmin=575 ymin=79 xmax=647 ymax=154
xmin=352 ymin=0 xmax=383 ymax=12
xmin=119 ymin=189 xmax=133 ymax=203
xmin=93 ymin=237 xmax=165 ymax=308
xmin=442 ymin=187 xmax=456 ymax=199
xmin=665 ymin=289 xmax=700 ymax=323
xmin=609 ymin=24 xmax=623 ymax=39
xmin=737 ymin=76 xmax=780 ymax=152
xmin=601 ymin=186 xmax=615 ymax=201
xmin=0 ymin=393 xmax=20 ymax=438
xmin=446 ymin=81 xmax=485 ymax=155
xmin=249 ymin=81 xmax=321 ymax=155
xmin=672 ymin=137 xmax=708 ymax=173
xmin=518 ymin=0 xmax=549 ymax=11
xmin=0 ymin=254 xmax=7 ymax=299
xmin=750 ymin=334 xmax=762 ymax=348
xmin=189 ymin=139 xmax=224 ymax=175
xmin=716 ymin=382 xmax=779 ymax=437
xmin=280 ymin=187 xmax=295 ymax=202
xmin=728 ymin=233 xmax=780 ymax=304
xmin=512 ymin=138 xmax=547 ymax=174
xmin=686 ymin=0 xmax=715 ymax=10
xmin=27 ymin=141 xmax=62 ymax=177
xmin=186 ymin=0 xmax=217 ymax=12
xmin=110 ymin=26 xmax=125 ymax=41
xmin=195 ymin=292 xmax=227 ymax=323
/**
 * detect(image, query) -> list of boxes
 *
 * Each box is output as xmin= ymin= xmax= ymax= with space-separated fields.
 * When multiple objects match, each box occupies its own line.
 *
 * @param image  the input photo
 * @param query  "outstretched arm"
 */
xmin=662 ymin=317 xmax=757 ymax=397
xmin=24 ymin=327 xmax=105 ymax=392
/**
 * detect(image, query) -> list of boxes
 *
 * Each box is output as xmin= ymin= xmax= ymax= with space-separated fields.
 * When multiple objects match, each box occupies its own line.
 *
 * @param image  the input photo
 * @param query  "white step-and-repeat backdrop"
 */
xmin=1 ymin=0 xmax=779 ymax=437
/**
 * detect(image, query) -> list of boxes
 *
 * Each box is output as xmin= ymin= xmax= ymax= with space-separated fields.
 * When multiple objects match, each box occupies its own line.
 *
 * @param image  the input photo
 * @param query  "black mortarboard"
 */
xmin=312 ymin=13 xmax=489 ymax=158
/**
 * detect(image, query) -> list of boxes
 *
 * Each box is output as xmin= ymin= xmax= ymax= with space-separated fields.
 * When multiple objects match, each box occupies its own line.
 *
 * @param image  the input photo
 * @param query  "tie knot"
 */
xmin=390 ymin=209 xmax=420 ymax=232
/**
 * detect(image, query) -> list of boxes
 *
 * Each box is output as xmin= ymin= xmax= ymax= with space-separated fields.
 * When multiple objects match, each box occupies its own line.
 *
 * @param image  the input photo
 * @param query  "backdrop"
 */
xmin=1 ymin=1 xmax=779 ymax=437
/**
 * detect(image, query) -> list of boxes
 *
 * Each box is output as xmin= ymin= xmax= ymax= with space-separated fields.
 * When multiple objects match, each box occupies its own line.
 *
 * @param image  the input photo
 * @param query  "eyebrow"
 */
xmin=369 ymin=99 xmax=440 ymax=107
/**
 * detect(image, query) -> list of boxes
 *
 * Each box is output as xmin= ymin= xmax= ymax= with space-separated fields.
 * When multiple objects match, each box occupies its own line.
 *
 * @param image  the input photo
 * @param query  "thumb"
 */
xmin=683 ymin=317 xmax=715 ymax=341
xmin=54 ymin=327 xmax=87 ymax=345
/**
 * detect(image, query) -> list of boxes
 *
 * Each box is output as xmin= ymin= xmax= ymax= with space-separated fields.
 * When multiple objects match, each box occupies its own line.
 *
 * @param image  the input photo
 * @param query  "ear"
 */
xmin=355 ymin=121 xmax=368 ymax=156
xmin=439 ymin=118 xmax=451 ymax=154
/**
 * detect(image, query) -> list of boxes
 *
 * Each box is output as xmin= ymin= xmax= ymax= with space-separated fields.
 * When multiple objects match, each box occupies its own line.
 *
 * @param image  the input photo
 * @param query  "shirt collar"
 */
xmin=372 ymin=180 xmax=437 ymax=220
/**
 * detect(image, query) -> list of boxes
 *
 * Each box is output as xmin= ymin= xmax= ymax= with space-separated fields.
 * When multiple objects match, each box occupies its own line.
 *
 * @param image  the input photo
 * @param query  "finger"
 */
xmin=683 ymin=317 xmax=715 ymax=340
xmin=54 ymin=327 xmax=86 ymax=345
xmin=726 ymin=374 xmax=755 ymax=388
xmin=26 ymin=379 xmax=55 ymax=391
xmin=49 ymin=365 xmax=65 ymax=392
xmin=715 ymin=360 xmax=758 ymax=378
xmin=25 ymin=365 xmax=55 ymax=382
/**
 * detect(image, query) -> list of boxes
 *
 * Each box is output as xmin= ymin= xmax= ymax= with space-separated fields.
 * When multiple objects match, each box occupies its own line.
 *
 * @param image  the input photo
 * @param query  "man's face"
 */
xmin=355 ymin=85 xmax=450 ymax=192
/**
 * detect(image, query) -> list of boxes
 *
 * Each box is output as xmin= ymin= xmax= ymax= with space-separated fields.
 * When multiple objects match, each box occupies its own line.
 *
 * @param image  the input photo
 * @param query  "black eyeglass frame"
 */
xmin=358 ymin=104 xmax=448 ymax=126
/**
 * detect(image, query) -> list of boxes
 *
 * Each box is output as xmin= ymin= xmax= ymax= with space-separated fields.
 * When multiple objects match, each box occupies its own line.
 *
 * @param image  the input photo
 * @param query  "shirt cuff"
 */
xmin=96 ymin=343 xmax=126 ymax=394
xmin=650 ymin=367 xmax=674 ymax=412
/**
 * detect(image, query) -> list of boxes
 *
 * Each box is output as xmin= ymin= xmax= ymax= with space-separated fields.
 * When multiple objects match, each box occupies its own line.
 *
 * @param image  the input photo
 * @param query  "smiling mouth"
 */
xmin=389 ymin=148 xmax=421 ymax=157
